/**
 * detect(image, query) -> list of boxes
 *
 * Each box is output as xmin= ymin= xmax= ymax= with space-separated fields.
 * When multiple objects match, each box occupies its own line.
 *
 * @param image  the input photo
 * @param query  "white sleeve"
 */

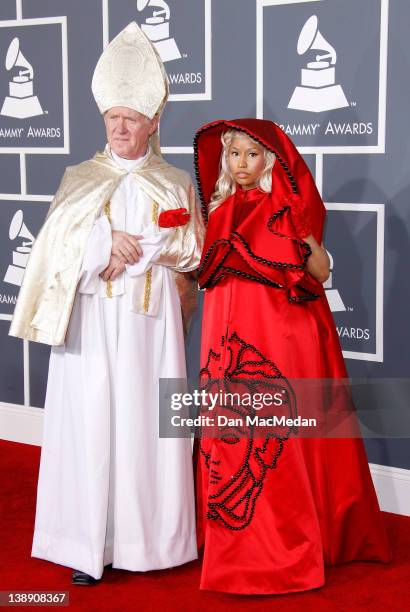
xmin=78 ymin=215 xmax=112 ymax=293
xmin=125 ymin=223 xmax=172 ymax=277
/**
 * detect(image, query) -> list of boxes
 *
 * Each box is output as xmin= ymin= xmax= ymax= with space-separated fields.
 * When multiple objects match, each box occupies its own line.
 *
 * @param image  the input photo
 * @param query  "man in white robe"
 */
xmin=9 ymin=23 xmax=203 ymax=584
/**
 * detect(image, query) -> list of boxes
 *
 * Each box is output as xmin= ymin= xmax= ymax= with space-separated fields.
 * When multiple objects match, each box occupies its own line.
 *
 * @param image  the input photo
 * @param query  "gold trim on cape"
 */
xmin=103 ymin=201 xmax=113 ymax=298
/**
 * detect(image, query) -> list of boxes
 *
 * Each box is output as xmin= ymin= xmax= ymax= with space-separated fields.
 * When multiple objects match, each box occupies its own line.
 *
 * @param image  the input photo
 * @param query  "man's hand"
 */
xmin=100 ymin=253 xmax=127 ymax=282
xmin=112 ymin=230 xmax=143 ymax=264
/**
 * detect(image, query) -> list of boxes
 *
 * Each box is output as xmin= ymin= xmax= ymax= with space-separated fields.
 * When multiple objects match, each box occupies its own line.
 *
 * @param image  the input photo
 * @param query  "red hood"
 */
xmin=193 ymin=118 xmax=326 ymax=243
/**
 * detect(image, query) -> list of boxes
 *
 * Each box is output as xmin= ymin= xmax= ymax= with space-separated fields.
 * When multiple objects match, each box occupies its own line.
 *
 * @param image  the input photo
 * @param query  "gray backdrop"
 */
xmin=0 ymin=0 xmax=408 ymax=469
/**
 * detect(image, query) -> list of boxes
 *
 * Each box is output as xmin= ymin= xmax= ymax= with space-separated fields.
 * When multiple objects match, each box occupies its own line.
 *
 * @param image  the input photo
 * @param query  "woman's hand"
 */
xmin=284 ymin=195 xmax=329 ymax=283
xmin=111 ymin=230 xmax=143 ymax=264
xmin=303 ymin=235 xmax=330 ymax=284
xmin=287 ymin=194 xmax=312 ymax=239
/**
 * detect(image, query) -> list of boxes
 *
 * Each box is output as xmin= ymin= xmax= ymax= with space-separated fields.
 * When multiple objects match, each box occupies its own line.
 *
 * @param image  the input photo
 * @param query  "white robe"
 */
xmin=31 ymin=150 xmax=198 ymax=579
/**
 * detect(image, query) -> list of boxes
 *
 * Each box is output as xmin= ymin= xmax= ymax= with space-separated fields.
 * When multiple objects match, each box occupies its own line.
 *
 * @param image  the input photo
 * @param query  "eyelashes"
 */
xmin=230 ymin=151 xmax=260 ymax=158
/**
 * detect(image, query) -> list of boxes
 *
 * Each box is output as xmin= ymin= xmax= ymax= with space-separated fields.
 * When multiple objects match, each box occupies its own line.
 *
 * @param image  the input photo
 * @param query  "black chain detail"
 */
xmin=208 ymin=266 xmax=284 ymax=290
xmin=231 ymin=229 xmax=306 ymax=270
xmin=197 ymin=224 xmax=319 ymax=302
xmin=199 ymin=347 xmax=221 ymax=383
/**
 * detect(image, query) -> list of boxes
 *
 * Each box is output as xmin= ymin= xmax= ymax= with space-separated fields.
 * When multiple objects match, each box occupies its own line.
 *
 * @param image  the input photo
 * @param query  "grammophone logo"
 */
xmin=129 ymin=0 xmax=212 ymax=100
xmin=0 ymin=200 xmax=49 ymax=317
xmin=137 ymin=0 xmax=182 ymax=63
xmin=3 ymin=210 xmax=34 ymax=287
xmin=287 ymin=15 xmax=348 ymax=113
xmin=0 ymin=17 xmax=69 ymax=154
xmin=257 ymin=0 xmax=389 ymax=153
xmin=1 ymin=37 xmax=43 ymax=119
xmin=323 ymin=250 xmax=346 ymax=313
xmin=324 ymin=203 xmax=384 ymax=363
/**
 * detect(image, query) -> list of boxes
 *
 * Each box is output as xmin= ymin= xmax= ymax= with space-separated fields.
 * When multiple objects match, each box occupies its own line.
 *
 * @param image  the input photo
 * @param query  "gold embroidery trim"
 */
xmin=103 ymin=201 xmax=113 ymax=298
xmin=142 ymin=202 xmax=159 ymax=313
xmin=152 ymin=201 xmax=159 ymax=224
xmin=104 ymin=200 xmax=112 ymax=224
xmin=143 ymin=268 xmax=152 ymax=313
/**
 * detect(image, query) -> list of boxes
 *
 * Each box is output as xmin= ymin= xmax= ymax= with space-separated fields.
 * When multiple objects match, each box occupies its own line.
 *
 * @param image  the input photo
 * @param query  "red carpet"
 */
xmin=0 ymin=439 xmax=409 ymax=611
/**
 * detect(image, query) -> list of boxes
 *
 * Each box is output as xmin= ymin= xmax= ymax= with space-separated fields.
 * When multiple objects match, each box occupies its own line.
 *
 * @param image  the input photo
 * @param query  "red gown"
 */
xmin=193 ymin=118 xmax=391 ymax=595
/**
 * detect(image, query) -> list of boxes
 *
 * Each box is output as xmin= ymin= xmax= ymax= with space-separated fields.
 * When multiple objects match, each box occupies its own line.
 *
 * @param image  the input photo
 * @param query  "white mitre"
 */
xmin=91 ymin=21 xmax=169 ymax=120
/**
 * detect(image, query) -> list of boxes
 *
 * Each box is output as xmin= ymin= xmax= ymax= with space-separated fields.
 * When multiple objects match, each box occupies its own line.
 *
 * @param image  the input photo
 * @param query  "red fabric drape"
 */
xmin=193 ymin=119 xmax=391 ymax=595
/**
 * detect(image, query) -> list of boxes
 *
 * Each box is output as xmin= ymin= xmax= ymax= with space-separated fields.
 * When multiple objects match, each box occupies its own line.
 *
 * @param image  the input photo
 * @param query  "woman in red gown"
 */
xmin=194 ymin=118 xmax=391 ymax=595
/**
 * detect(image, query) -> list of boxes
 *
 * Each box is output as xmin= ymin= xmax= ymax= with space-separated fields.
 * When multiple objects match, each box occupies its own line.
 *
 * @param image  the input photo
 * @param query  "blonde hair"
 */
xmin=209 ymin=129 xmax=275 ymax=213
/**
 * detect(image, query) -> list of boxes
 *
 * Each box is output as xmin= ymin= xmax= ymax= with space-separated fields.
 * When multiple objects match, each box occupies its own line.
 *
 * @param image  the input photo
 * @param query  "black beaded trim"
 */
xmin=291 ymin=284 xmax=319 ymax=302
xmin=193 ymin=121 xmax=298 ymax=225
xmin=231 ymin=228 xmax=307 ymax=271
xmin=202 ymin=265 xmax=318 ymax=302
xmin=227 ymin=331 xmax=293 ymax=390
xmin=199 ymin=239 xmax=233 ymax=288
xmin=266 ymin=205 xmax=314 ymax=281
xmin=213 ymin=266 xmax=283 ymax=289
xmin=197 ymin=210 xmax=319 ymax=301
xmin=206 ymin=435 xmax=285 ymax=530
xmin=199 ymin=347 xmax=221 ymax=383
xmin=199 ymin=331 xmax=295 ymax=530
xmin=198 ymin=238 xmax=230 ymax=276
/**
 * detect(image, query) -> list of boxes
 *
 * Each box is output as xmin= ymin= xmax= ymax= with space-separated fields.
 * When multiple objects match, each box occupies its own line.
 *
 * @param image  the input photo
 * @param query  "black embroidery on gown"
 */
xmin=199 ymin=331 xmax=297 ymax=531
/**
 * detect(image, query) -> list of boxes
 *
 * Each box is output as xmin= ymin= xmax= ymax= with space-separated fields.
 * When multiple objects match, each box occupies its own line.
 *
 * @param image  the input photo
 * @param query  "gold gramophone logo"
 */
xmin=137 ymin=0 xmax=182 ymax=62
xmin=323 ymin=250 xmax=346 ymax=312
xmin=1 ymin=37 xmax=43 ymax=119
xmin=3 ymin=210 xmax=35 ymax=287
xmin=288 ymin=15 xmax=349 ymax=113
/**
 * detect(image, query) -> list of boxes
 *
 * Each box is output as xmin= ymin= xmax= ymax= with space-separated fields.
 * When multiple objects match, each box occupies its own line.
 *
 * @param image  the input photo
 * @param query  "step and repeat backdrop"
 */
xmin=0 ymin=1 xmax=408 ymax=468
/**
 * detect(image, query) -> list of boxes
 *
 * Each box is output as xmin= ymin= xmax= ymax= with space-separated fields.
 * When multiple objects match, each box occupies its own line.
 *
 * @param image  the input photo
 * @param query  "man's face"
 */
xmin=104 ymin=106 xmax=159 ymax=160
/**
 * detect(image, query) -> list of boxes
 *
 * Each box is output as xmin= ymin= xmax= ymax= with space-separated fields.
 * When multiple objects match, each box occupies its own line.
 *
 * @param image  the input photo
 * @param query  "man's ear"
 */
xmin=149 ymin=114 xmax=160 ymax=136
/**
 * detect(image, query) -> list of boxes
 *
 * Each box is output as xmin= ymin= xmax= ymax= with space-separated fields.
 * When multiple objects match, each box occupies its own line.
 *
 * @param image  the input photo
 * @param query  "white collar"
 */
xmin=110 ymin=146 xmax=150 ymax=172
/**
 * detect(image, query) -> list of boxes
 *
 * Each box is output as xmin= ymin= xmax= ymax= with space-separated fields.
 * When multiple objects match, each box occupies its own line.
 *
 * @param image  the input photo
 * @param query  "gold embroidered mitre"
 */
xmin=91 ymin=21 xmax=169 ymax=120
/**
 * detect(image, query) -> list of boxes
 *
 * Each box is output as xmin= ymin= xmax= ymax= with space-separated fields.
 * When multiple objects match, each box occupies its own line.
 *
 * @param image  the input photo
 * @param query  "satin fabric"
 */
xmin=194 ymin=119 xmax=391 ymax=595
xmin=198 ymin=186 xmax=319 ymax=302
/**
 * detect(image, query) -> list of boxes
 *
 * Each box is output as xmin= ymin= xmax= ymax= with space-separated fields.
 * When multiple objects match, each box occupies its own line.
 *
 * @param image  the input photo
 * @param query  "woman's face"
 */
xmin=227 ymin=135 xmax=266 ymax=190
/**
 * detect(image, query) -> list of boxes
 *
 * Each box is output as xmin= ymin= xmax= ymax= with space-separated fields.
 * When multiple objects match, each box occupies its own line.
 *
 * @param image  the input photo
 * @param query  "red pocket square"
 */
xmin=158 ymin=208 xmax=190 ymax=228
